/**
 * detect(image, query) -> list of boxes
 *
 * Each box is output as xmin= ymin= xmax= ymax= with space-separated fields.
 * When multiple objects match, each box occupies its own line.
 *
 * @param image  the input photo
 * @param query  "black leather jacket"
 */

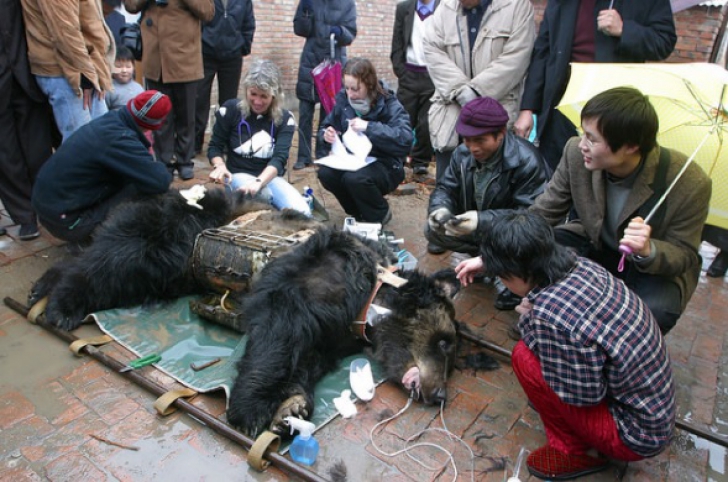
xmin=428 ymin=131 xmax=550 ymax=232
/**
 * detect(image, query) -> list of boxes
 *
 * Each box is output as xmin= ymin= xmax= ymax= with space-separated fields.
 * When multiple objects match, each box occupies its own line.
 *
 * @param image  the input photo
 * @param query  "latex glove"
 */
xmin=428 ymin=208 xmax=454 ymax=232
xmin=456 ymin=87 xmax=478 ymax=107
xmin=300 ymin=0 xmax=313 ymax=12
xmin=445 ymin=211 xmax=478 ymax=236
xmin=330 ymin=26 xmax=342 ymax=39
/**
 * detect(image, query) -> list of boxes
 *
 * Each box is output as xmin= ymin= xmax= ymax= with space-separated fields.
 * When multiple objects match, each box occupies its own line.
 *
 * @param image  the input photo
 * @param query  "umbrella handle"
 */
xmin=617 ymin=244 xmax=632 ymax=273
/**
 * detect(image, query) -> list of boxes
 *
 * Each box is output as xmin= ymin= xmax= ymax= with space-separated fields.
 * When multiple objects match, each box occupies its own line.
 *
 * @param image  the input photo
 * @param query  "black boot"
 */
xmin=495 ymin=289 xmax=522 ymax=310
xmin=708 ymin=251 xmax=728 ymax=278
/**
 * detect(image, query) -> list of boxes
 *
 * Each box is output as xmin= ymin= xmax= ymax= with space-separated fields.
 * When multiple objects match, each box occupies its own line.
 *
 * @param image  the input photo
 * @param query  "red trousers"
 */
xmin=511 ymin=341 xmax=643 ymax=461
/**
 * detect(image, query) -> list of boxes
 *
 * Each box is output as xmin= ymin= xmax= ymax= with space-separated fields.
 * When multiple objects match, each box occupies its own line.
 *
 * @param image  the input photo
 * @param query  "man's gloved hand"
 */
xmin=456 ymin=87 xmax=478 ymax=107
xmin=428 ymin=208 xmax=454 ymax=232
xmin=330 ymin=26 xmax=342 ymax=39
xmin=444 ymin=211 xmax=478 ymax=236
xmin=300 ymin=0 xmax=313 ymax=12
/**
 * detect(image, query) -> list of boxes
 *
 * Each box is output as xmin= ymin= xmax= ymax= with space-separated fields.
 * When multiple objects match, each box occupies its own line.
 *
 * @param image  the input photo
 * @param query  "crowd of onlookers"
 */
xmin=0 ymin=0 xmax=725 ymax=479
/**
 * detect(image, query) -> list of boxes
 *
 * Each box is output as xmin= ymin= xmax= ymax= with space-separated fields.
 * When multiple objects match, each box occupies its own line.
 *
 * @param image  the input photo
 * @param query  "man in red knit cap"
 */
xmin=33 ymin=90 xmax=173 ymax=247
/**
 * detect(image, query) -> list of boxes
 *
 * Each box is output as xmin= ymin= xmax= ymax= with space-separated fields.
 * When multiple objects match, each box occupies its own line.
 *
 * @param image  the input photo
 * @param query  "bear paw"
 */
xmin=270 ymin=395 xmax=311 ymax=434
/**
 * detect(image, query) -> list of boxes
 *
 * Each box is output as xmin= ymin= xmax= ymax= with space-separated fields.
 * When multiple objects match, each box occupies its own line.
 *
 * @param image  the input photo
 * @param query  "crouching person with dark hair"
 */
xmin=455 ymin=211 xmax=675 ymax=480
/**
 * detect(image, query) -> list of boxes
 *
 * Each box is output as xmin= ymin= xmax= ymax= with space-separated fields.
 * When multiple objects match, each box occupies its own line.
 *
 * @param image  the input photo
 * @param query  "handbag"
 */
xmin=120 ymin=21 xmax=143 ymax=61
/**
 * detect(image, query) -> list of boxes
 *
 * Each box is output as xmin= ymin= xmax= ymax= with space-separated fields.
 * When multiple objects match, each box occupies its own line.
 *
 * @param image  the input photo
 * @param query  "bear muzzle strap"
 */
xmin=351 ymin=265 xmax=406 ymax=343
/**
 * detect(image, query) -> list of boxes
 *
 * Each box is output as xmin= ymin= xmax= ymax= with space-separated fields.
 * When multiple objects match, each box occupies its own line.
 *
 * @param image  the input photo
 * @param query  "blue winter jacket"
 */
xmin=319 ymin=85 xmax=412 ymax=182
xmin=33 ymin=108 xmax=172 ymax=218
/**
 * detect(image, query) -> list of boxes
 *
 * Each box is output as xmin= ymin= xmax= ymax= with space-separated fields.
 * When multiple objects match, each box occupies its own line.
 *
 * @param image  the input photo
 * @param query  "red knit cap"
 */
xmin=455 ymin=97 xmax=509 ymax=137
xmin=126 ymin=90 xmax=172 ymax=130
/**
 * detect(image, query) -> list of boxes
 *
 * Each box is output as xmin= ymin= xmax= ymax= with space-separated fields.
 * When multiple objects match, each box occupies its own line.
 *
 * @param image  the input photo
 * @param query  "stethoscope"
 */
xmin=236 ymin=115 xmax=276 ymax=156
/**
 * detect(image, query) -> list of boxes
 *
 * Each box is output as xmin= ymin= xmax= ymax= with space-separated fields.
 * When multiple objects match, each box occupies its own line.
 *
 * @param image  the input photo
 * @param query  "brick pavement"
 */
xmin=1 ymin=153 xmax=728 ymax=481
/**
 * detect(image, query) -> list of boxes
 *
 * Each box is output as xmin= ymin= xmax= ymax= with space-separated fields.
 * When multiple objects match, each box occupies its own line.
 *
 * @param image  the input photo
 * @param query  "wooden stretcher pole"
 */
xmin=3 ymin=297 xmax=329 ymax=482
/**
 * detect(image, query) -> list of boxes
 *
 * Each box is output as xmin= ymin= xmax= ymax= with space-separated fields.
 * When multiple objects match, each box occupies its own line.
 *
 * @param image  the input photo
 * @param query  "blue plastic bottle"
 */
xmin=286 ymin=417 xmax=319 ymax=466
xmin=302 ymin=186 xmax=314 ymax=211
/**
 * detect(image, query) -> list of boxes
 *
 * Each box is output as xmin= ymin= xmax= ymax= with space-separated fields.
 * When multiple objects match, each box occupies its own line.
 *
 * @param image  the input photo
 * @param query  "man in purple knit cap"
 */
xmin=425 ymin=96 xmax=551 ymax=310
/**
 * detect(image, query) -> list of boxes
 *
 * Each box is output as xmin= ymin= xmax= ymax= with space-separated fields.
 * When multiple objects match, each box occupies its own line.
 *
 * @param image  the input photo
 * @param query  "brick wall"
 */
xmin=242 ymin=0 xmax=397 ymax=109
xmin=670 ymin=5 xmax=726 ymax=61
xmin=230 ymin=0 xmax=726 ymax=106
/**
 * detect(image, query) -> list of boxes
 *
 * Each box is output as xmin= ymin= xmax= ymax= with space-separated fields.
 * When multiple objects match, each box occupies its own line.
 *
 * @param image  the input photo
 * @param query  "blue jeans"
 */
xmin=35 ymin=76 xmax=108 ymax=143
xmin=229 ymin=173 xmax=312 ymax=217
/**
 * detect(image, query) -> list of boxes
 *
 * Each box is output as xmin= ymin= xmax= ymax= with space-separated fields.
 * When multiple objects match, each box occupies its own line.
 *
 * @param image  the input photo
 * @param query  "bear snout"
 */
xmin=429 ymin=386 xmax=447 ymax=405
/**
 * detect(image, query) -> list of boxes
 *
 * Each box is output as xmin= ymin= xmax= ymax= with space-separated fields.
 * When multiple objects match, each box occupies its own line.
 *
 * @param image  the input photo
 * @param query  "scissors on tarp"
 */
xmin=120 ymin=353 xmax=161 ymax=372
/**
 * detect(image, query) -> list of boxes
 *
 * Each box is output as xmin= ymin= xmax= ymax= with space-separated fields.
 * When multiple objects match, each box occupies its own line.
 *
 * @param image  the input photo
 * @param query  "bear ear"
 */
xmin=429 ymin=269 xmax=460 ymax=299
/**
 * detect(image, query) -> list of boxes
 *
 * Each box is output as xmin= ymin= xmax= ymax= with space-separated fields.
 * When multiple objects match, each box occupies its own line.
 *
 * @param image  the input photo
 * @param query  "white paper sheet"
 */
xmin=314 ymin=129 xmax=376 ymax=172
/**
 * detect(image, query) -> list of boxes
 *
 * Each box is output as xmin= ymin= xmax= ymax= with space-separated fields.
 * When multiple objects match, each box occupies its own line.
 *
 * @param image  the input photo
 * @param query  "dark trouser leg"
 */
xmin=194 ymin=56 xmax=242 ymax=154
xmin=216 ymin=56 xmax=243 ymax=105
xmin=397 ymin=72 xmax=435 ymax=168
xmin=555 ymin=228 xmax=682 ymax=334
xmin=435 ymin=149 xmax=454 ymax=183
xmin=317 ymin=165 xmax=360 ymax=217
xmin=147 ymin=80 xmax=196 ymax=168
xmin=537 ymin=110 xmax=577 ymax=173
xmin=423 ymin=224 xmax=480 ymax=256
xmin=36 ymin=185 xmax=139 ymax=244
xmin=313 ymin=103 xmax=327 ymax=159
xmin=296 ymin=99 xmax=315 ymax=165
xmin=627 ymin=274 xmax=682 ymax=335
xmin=146 ymin=79 xmax=175 ymax=167
xmin=0 ymin=74 xmax=53 ymax=225
xmin=194 ymin=57 xmax=218 ymax=153
xmin=319 ymin=162 xmax=398 ymax=222
xmin=172 ymin=81 xmax=197 ymax=167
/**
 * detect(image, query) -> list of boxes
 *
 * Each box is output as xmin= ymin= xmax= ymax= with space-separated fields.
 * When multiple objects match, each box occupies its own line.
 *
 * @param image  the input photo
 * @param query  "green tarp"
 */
xmin=91 ymin=296 xmax=382 ymax=437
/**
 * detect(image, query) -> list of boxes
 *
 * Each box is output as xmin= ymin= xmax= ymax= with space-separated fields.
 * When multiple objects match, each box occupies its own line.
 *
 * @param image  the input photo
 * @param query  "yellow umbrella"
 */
xmin=557 ymin=62 xmax=728 ymax=229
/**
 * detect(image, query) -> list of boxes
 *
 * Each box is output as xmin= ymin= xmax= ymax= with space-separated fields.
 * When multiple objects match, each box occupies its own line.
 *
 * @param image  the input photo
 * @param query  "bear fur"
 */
xmin=226 ymin=227 xmax=460 ymax=436
xmin=29 ymin=188 xmax=264 ymax=331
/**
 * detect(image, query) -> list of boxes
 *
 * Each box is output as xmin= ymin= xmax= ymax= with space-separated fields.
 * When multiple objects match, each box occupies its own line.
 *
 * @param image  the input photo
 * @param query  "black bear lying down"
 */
xmin=29 ymin=188 xmax=266 ymax=331
xmin=226 ymin=227 xmax=460 ymax=437
xmin=29 ymin=189 xmax=461 ymax=437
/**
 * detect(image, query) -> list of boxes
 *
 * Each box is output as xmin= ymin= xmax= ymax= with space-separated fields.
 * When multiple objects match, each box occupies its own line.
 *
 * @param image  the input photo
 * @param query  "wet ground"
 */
xmin=2 ymin=151 xmax=728 ymax=481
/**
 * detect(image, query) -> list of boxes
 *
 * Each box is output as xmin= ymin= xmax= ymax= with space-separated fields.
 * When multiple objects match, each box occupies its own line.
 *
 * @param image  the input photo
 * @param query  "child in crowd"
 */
xmin=105 ymin=46 xmax=154 ymax=151
xmin=105 ymin=46 xmax=144 ymax=111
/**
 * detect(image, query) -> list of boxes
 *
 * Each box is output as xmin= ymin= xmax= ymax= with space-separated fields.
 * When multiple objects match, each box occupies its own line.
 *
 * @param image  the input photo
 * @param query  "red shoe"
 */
xmin=527 ymin=445 xmax=609 ymax=480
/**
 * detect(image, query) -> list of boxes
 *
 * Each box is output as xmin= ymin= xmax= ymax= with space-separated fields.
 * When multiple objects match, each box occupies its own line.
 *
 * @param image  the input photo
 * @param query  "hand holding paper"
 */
xmin=315 ymin=127 xmax=376 ymax=171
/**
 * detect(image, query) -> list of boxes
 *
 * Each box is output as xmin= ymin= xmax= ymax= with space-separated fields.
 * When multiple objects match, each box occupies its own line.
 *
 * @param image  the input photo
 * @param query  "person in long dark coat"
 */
xmin=0 ymin=0 xmax=53 ymax=240
xmin=291 ymin=0 xmax=356 ymax=170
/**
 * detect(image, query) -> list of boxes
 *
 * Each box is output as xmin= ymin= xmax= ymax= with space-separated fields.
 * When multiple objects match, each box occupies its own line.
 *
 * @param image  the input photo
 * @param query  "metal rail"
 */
xmin=3 ymin=297 xmax=329 ymax=482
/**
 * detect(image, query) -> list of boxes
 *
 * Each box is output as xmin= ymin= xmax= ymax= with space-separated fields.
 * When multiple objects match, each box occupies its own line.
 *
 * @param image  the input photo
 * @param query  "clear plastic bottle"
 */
xmin=286 ymin=417 xmax=319 ymax=466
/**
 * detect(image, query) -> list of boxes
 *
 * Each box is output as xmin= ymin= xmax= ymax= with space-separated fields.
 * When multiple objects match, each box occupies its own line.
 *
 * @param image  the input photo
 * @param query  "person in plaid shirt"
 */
xmin=456 ymin=211 xmax=675 ymax=480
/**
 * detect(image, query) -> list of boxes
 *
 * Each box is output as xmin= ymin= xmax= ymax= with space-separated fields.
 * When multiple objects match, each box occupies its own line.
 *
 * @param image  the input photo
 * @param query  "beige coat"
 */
xmin=20 ymin=0 xmax=114 ymax=94
xmin=423 ymin=0 xmax=535 ymax=150
xmin=124 ymin=0 xmax=214 ymax=83
xmin=532 ymin=138 xmax=712 ymax=312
